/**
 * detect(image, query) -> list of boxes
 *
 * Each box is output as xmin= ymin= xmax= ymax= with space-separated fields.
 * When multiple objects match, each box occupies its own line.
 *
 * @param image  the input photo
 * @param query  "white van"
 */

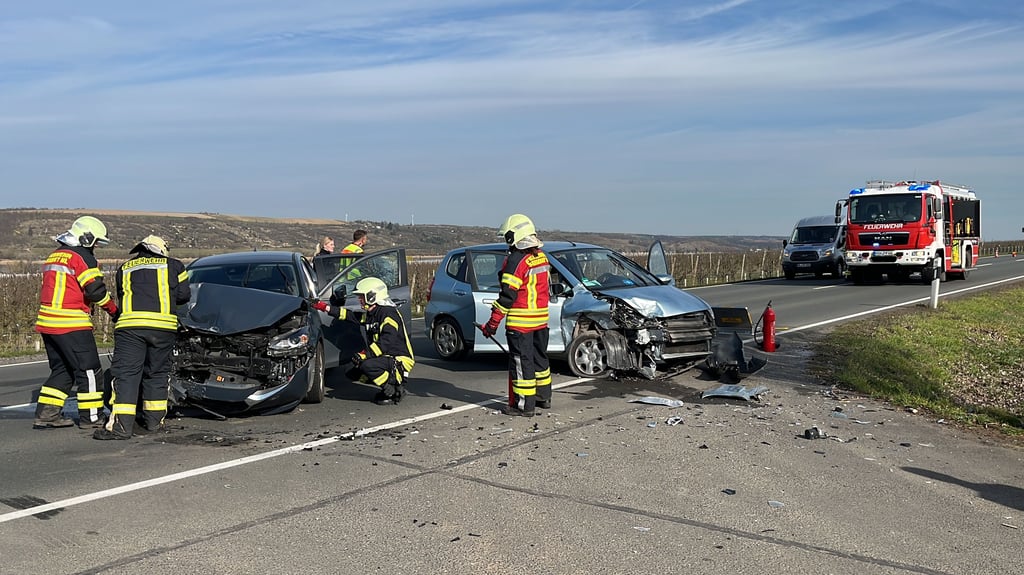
xmin=781 ymin=215 xmax=846 ymax=279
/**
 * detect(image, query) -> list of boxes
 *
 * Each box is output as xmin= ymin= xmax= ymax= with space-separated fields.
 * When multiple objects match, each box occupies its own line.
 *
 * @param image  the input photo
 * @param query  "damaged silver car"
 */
xmin=426 ymin=240 xmax=752 ymax=379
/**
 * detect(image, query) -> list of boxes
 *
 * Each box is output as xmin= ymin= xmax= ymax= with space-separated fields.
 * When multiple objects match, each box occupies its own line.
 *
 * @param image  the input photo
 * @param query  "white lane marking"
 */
xmin=812 ymin=285 xmax=839 ymax=290
xmin=781 ymin=274 xmax=1024 ymax=335
xmin=0 ymin=377 xmax=592 ymax=524
xmin=0 ymin=359 xmax=48 ymax=369
xmin=0 ymin=403 xmax=32 ymax=410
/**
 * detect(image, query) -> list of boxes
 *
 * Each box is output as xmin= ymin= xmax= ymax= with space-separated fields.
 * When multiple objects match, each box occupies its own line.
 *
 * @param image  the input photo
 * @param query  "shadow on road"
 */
xmin=902 ymin=467 xmax=1024 ymax=512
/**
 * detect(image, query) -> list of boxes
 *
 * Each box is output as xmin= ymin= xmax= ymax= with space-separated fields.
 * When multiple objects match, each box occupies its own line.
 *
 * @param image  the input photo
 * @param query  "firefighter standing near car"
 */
xmin=339 ymin=229 xmax=368 ymax=279
xmin=481 ymin=214 xmax=552 ymax=417
xmin=33 ymin=216 xmax=118 ymax=429
xmin=312 ymin=277 xmax=414 ymax=405
xmin=94 ymin=235 xmax=190 ymax=440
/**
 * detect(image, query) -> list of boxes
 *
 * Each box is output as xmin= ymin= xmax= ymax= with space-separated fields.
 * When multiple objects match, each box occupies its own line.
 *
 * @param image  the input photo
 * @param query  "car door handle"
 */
xmin=454 ymin=289 xmax=467 ymax=296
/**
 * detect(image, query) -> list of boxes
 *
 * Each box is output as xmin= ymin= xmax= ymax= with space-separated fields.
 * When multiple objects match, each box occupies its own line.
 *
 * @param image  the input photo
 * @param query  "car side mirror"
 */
xmin=782 ymin=239 xmax=788 ymax=248
xmin=330 ymin=284 xmax=347 ymax=307
xmin=549 ymin=283 xmax=566 ymax=298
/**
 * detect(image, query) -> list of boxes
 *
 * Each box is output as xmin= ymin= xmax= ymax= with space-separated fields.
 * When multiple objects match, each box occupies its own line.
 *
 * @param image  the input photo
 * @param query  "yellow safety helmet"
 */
xmin=352 ymin=277 xmax=389 ymax=306
xmin=498 ymin=213 xmax=536 ymax=246
xmin=131 ymin=234 xmax=168 ymax=256
xmin=69 ymin=216 xmax=109 ymax=248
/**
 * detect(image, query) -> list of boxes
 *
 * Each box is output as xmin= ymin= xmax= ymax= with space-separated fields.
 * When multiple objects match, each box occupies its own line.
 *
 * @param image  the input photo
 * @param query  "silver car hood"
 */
xmin=593 ymin=285 xmax=711 ymax=317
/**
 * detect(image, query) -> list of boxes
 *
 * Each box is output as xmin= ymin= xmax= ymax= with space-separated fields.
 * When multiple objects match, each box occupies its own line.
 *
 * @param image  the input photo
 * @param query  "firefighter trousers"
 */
xmin=506 ymin=328 xmax=551 ymax=413
xmin=346 ymin=355 xmax=407 ymax=398
xmin=109 ymin=328 xmax=175 ymax=434
xmin=36 ymin=330 xmax=105 ymax=424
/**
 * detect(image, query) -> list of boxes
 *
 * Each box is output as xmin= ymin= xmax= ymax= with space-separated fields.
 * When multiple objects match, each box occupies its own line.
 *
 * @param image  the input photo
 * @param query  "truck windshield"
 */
xmin=790 ymin=226 xmax=837 ymax=244
xmin=850 ymin=194 xmax=922 ymax=224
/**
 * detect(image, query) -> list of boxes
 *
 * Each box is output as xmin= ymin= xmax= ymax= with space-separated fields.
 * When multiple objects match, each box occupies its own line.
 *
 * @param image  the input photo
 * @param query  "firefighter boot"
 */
xmin=93 ymin=414 xmax=132 ymax=440
xmin=502 ymin=394 xmax=536 ymax=417
xmin=78 ymin=410 xmax=108 ymax=429
xmin=535 ymin=386 xmax=552 ymax=409
xmin=33 ymin=404 xmax=74 ymax=429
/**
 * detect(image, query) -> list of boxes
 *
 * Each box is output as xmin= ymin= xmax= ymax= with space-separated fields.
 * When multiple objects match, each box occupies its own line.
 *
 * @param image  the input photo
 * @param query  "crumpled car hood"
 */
xmin=179 ymin=283 xmax=305 ymax=335
xmin=594 ymin=285 xmax=711 ymax=317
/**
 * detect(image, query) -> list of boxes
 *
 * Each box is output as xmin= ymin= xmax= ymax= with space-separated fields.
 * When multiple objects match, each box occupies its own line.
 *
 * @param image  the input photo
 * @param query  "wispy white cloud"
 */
xmin=1 ymin=1 xmax=1022 ymax=238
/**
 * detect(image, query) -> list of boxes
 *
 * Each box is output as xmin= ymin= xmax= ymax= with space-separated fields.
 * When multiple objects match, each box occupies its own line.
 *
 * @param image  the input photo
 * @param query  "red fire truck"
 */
xmin=835 ymin=180 xmax=981 ymax=285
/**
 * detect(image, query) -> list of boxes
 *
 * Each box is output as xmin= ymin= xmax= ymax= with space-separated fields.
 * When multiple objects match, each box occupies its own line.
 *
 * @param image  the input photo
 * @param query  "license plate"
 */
xmin=872 ymin=251 xmax=887 ymax=257
xmin=797 ymin=263 xmax=811 ymax=268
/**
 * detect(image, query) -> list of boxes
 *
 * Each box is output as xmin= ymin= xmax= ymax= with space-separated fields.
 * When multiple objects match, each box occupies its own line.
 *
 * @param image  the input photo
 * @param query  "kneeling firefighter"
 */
xmin=312 ymin=277 xmax=414 ymax=405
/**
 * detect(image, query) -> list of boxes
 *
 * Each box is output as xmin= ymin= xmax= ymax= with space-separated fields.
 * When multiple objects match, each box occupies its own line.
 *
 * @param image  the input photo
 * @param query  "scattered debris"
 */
xmin=1001 ymin=523 xmax=1019 ymax=530
xmin=803 ymin=426 xmax=827 ymax=440
xmin=628 ymin=396 xmax=684 ymax=408
xmin=701 ymin=384 xmax=769 ymax=401
xmin=490 ymin=428 xmax=513 ymax=436
xmin=722 ymin=488 xmax=736 ymax=495
xmin=646 ymin=422 xmax=657 ymax=428
xmin=633 ymin=526 xmax=651 ymax=532
xmin=768 ymin=500 xmax=785 ymax=508
xmin=577 ymin=452 xmax=589 ymax=457
xmin=665 ymin=416 xmax=684 ymax=426
xmin=440 ymin=403 xmax=454 ymax=410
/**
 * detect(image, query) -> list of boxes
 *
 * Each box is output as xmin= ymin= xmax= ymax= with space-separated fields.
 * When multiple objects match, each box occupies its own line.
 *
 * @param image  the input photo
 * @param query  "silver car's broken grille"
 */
xmin=663 ymin=311 xmax=715 ymax=357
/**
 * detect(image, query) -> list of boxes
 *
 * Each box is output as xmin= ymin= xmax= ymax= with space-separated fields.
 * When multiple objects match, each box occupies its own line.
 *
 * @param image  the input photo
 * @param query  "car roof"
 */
xmin=189 ymin=250 xmax=301 ymax=267
xmin=447 ymin=241 xmax=604 ymax=254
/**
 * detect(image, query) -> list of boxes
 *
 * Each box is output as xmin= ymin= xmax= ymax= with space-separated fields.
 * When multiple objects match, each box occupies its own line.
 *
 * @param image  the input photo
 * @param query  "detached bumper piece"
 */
xmin=704 ymin=332 xmax=767 ymax=382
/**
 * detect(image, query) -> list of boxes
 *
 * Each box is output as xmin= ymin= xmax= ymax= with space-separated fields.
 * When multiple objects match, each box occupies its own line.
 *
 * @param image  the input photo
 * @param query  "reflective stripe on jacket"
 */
xmin=493 ymin=249 xmax=550 ymax=332
xmin=36 ymin=246 xmax=112 ymax=334
xmin=114 ymin=253 xmax=190 ymax=331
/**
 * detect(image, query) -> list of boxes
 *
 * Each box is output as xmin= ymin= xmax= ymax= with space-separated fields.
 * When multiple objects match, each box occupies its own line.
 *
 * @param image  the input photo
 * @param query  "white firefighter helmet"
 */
xmin=499 ymin=213 xmax=536 ymax=246
xmin=352 ymin=277 xmax=389 ymax=306
xmin=131 ymin=234 xmax=168 ymax=256
xmin=499 ymin=213 xmax=543 ymax=249
xmin=69 ymin=216 xmax=109 ymax=248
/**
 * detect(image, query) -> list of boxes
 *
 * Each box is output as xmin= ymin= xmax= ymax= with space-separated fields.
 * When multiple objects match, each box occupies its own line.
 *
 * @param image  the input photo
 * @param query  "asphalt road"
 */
xmin=1 ymin=256 xmax=1022 ymax=574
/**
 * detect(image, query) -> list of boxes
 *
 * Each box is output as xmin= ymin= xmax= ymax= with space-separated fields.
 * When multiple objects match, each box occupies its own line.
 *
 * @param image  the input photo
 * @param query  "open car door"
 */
xmin=316 ymin=248 xmax=410 ymax=370
xmin=646 ymin=240 xmax=673 ymax=284
xmin=312 ymin=252 xmax=365 ymax=289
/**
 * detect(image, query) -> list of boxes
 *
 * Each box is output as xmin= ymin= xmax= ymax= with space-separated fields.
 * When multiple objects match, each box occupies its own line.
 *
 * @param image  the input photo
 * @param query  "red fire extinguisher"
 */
xmin=755 ymin=301 xmax=777 ymax=352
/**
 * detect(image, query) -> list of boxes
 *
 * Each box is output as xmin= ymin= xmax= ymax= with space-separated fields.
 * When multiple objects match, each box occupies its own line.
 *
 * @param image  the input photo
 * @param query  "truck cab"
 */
xmin=781 ymin=215 xmax=846 ymax=279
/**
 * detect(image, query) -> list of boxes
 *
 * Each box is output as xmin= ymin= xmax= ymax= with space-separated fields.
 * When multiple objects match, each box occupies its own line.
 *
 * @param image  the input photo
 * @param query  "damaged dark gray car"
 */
xmin=170 ymin=249 xmax=410 ymax=417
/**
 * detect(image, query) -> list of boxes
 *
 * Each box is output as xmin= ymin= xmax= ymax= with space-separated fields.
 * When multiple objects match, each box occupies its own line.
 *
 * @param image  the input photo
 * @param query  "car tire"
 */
xmin=432 ymin=317 xmax=468 ymax=361
xmin=568 ymin=332 xmax=609 ymax=378
xmin=303 ymin=342 xmax=325 ymax=403
xmin=783 ymin=269 xmax=795 ymax=280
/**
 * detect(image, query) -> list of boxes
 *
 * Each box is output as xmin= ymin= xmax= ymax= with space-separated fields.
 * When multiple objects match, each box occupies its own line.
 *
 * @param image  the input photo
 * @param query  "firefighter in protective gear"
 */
xmin=339 ymin=229 xmax=368 ymax=279
xmin=482 ymin=213 xmax=552 ymax=417
xmin=94 ymin=235 xmax=189 ymax=440
xmin=33 ymin=216 xmax=117 ymax=429
xmin=311 ymin=277 xmax=414 ymax=405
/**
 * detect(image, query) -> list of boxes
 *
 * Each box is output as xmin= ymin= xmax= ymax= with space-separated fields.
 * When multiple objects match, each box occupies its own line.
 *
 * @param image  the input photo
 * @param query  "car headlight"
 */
xmin=822 ymin=249 xmax=833 ymax=258
xmin=268 ymin=326 xmax=311 ymax=357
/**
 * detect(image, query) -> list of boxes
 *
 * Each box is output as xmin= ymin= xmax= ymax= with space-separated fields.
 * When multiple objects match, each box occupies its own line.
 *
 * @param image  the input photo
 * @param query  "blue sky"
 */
xmin=2 ymin=1 xmax=1022 ymax=239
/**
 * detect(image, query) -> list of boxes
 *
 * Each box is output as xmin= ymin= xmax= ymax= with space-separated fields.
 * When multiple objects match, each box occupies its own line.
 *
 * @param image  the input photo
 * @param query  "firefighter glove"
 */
xmin=312 ymin=300 xmax=329 ymax=313
xmin=482 ymin=309 xmax=503 ymax=338
xmin=351 ymin=351 xmax=367 ymax=367
xmin=101 ymin=300 xmax=118 ymax=318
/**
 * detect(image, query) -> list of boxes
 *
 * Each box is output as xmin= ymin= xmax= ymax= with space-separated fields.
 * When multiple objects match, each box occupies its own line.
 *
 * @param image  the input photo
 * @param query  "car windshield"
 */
xmin=189 ymin=263 xmax=299 ymax=296
xmin=552 ymin=248 xmax=660 ymax=289
xmin=790 ymin=226 xmax=836 ymax=244
xmin=850 ymin=194 xmax=923 ymax=224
